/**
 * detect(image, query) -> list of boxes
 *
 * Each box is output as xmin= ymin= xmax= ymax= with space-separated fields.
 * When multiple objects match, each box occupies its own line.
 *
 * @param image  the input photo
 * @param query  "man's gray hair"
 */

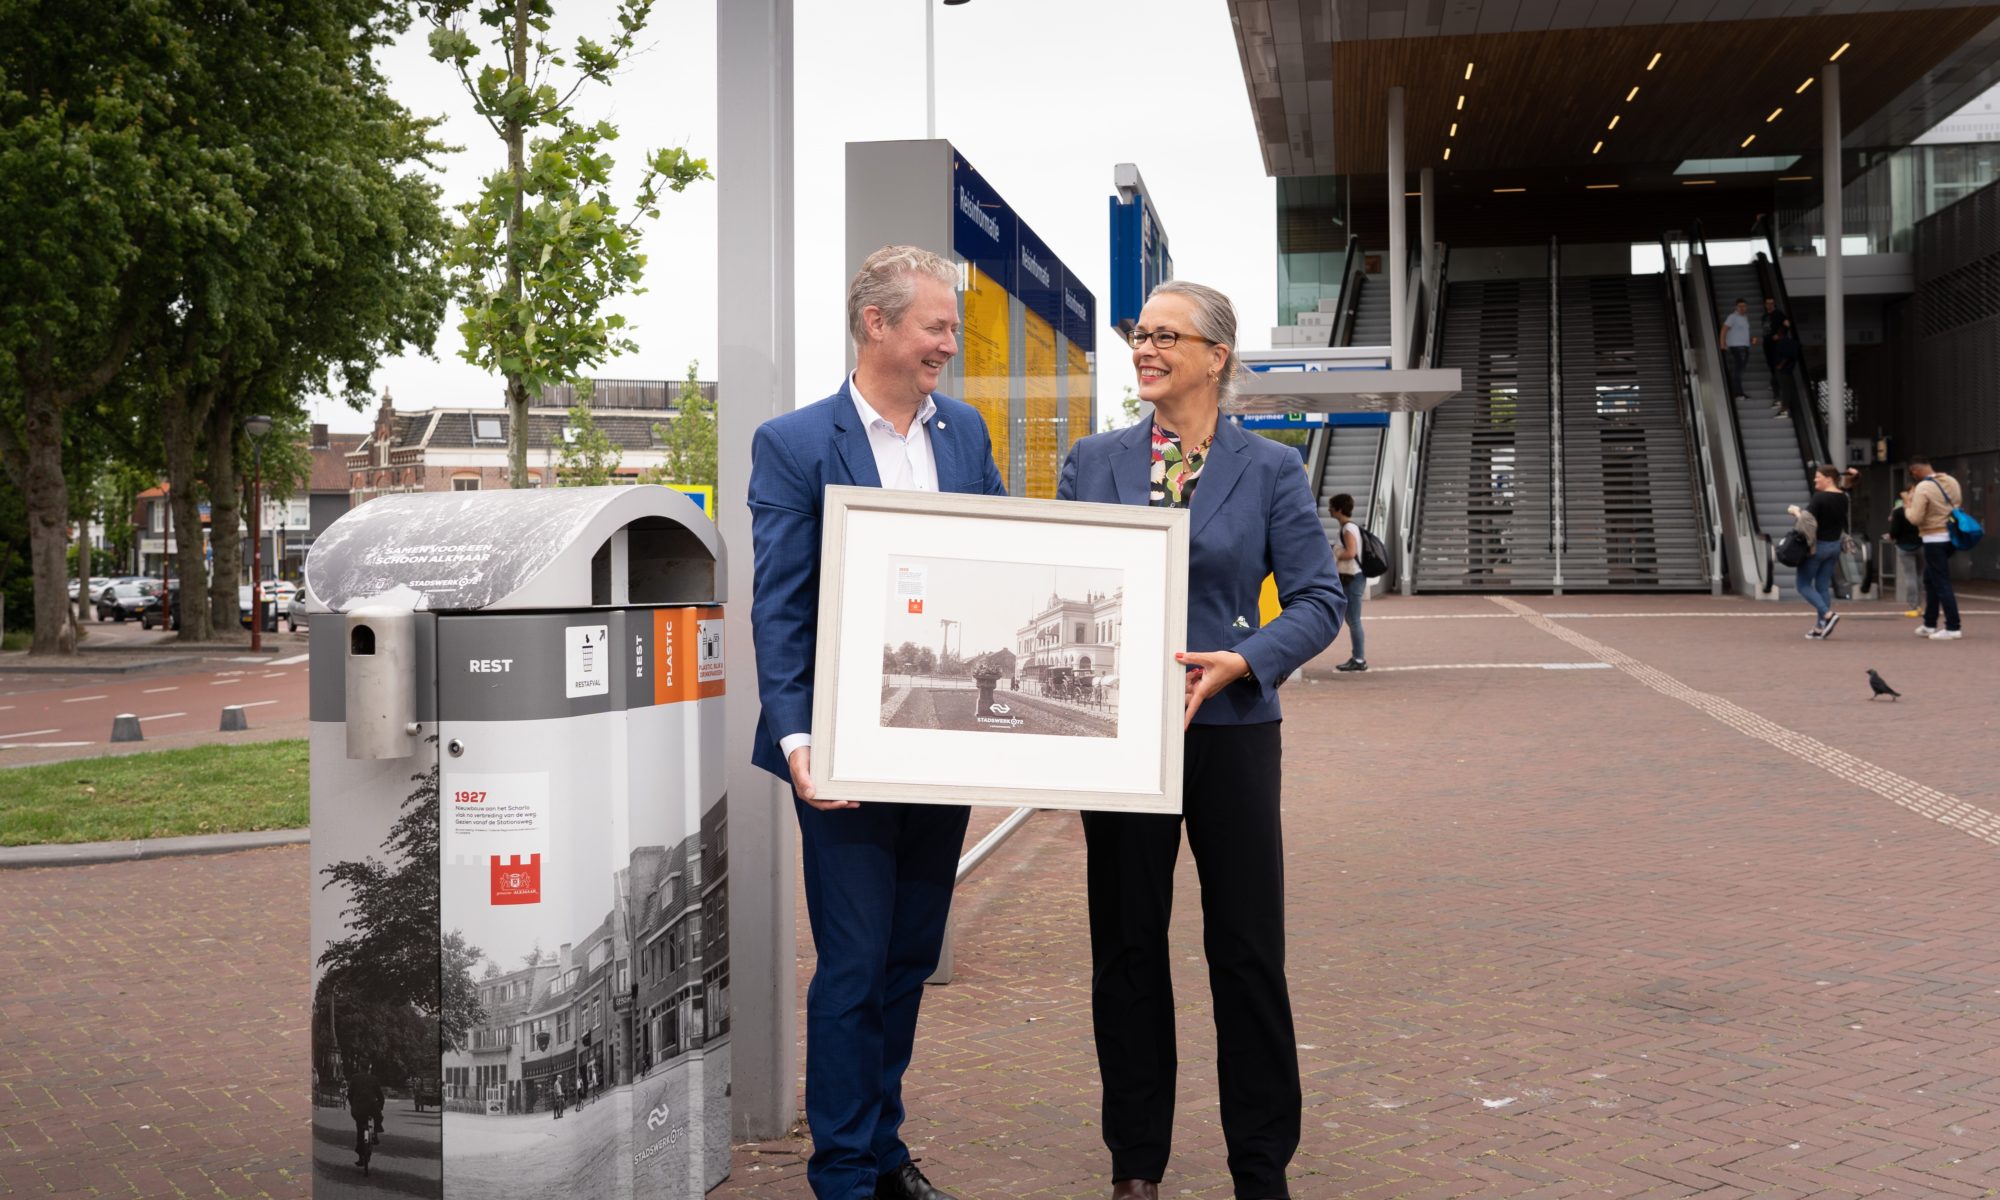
xmin=848 ymin=245 xmax=960 ymax=346
xmin=1149 ymin=279 xmax=1239 ymax=398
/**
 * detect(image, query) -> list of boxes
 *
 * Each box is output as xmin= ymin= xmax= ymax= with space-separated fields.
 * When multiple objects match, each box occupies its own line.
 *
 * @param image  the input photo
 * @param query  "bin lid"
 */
xmin=302 ymin=485 xmax=721 ymax=614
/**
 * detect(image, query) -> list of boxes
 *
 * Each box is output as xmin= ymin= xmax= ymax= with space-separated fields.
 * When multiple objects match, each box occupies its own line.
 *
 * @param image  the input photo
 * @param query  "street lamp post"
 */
xmin=245 ymin=415 xmax=273 ymax=652
xmin=924 ymin=0 xmax=972 ymax=139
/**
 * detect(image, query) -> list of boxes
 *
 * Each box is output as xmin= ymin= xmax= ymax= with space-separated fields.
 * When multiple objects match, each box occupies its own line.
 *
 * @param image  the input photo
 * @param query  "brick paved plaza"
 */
xmin=5 ymin=592 xmax=1999 ymax=1198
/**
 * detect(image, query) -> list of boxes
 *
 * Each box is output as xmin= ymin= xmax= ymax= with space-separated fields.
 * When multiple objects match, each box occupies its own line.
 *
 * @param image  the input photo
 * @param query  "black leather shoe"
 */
xmin=1113 ymin=1182 xmax=1160 ymax=1200
xmin=876 ymin=1160 xmax=958 ymax=1200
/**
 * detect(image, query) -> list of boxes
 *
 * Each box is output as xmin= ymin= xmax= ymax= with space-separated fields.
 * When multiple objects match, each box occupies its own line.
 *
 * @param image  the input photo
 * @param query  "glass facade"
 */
xmin=1276 ymin=175 xmax=1351 ymax=325
xmin=1775 ymin=142 xmax=2000 ymax=256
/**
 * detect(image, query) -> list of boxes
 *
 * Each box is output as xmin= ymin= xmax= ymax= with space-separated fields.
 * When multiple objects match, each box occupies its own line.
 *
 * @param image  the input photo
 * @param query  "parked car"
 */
xmin=69 ymin=575 xmax=113 ymax=601
xmin=140 ymin=583 xmax=180 ymax=631
xmin=237 ymin=585 xmax=282 ymax=632
xmin=260 ymin=579 xmax=297 ymax=617
xmin=96 ymin=579 xmax=155 ymax=621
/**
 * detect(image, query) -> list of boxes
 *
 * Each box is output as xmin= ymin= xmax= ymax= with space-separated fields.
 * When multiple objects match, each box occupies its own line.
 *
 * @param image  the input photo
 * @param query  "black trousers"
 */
xmin=1923 ymin=541 xmax=1961 ymax=632
xmin=1082 ymin=720 xmax=1299 ymax=1199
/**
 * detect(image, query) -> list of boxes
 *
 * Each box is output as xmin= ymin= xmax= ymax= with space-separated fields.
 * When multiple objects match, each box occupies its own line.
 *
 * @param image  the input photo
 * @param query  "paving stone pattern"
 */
xmin=5 ymin=595 xmax=1998 ymax=1197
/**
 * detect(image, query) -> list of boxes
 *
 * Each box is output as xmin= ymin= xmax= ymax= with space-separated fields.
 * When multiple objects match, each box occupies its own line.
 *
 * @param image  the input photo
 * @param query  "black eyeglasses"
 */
xmin=1128 ymin=328 xmax=1211 ymax=349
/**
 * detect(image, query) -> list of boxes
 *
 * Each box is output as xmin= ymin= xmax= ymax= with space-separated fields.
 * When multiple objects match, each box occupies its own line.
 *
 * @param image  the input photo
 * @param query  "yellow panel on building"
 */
xmin=1023 ymin=309 xmax=1059 ymax=498
xmin=961 ymin=264 xmax=1013 ymax=490
xmin=1067 ymin=340 xmax=1094 ymax=449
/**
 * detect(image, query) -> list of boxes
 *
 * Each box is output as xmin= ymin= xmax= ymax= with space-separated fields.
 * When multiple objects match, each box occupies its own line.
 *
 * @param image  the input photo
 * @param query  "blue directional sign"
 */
xmin=1108 ymin=163 xmax=1172 ymax=341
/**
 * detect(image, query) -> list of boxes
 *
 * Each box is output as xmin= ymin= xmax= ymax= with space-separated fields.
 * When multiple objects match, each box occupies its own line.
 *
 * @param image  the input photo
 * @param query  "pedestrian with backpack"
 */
xmin=1905 ymin=457 xmax=1968 ymax=639
xmin=1330 ymin=494 xmax=1368 ymax=672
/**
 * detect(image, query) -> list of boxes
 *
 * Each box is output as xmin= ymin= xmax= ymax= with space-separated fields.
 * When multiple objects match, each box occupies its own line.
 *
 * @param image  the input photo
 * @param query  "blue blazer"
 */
xmin=1057 ymin=417 xmax=1343 ymax=725
xmin=747 ymin=382 xmax=1008 ymax=780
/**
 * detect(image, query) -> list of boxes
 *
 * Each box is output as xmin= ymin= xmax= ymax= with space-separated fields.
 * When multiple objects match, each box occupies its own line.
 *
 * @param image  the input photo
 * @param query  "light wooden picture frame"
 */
xmin=809 ymin=486 xmax=1189 ymax=813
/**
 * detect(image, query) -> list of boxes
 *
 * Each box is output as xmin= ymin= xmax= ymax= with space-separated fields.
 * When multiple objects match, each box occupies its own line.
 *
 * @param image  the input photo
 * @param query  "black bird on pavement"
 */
xmin=1867 ymin=669 xmax=1900 ymax=701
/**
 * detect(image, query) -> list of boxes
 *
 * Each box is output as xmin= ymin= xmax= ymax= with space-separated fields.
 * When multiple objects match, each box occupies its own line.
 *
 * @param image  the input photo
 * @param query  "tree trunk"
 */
xmin=161 ymin=387 xmax=213 ymax=641
xmin=505 ymin=0 xmax=530 ymax=489
xmin=0 ymin=390 xmax=78 ymax=655
xmin=204 ymin=390 xmax=242 ymax=635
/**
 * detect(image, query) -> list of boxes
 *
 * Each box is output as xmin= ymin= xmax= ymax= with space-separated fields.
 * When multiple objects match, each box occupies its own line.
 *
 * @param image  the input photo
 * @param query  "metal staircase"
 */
xmin=1555 ymin=275 xmax=1711 ymax=589
xmin=1348 ymin=274 xmax=1393 ymax=347
xmin=1306 ymin=260 xmax=1391 ymax=552
xmin=1414 ymin=278 xmax=1558 ymax=590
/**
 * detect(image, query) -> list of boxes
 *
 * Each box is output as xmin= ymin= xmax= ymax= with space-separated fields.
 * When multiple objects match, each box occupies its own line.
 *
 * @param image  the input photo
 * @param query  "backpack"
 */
xmin=1888 ymin=504 xmax=1920 ymax=550
xmin=1350 ymin=524 xmax=1390 ymax=578
xmin=1930 ymin=478 xmax=1985 ymax=551
xmin=1774 ymin=528 xmax=1812 ymax=568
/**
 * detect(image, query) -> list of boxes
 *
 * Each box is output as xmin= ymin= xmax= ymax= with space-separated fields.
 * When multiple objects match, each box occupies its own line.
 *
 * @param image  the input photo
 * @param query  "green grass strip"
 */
xmin=1 ymin=740 xmax=308 ymax=846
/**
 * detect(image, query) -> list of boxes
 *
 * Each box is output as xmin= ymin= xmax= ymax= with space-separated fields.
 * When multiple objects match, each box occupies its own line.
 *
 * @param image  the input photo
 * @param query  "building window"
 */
xmin=452 ymin=475 xmax=480 ymax=491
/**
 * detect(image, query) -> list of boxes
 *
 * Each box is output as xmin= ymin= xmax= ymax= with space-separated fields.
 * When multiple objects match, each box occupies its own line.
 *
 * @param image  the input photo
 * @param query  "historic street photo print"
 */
xmin=812 ymin=487 xmax=1189 ymax=813
xmin=880 ymin=558 xmax=1123 ymax=738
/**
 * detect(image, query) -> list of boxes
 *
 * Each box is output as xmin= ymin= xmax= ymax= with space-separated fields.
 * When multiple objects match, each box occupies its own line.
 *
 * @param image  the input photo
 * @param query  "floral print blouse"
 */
xmin=1149 ymin=422 xmax=1212 ymax=508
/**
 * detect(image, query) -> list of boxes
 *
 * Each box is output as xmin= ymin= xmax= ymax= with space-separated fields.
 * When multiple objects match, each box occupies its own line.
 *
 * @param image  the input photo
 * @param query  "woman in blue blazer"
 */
xmin=1057 ymin=280 xmax=1343 ymax=1200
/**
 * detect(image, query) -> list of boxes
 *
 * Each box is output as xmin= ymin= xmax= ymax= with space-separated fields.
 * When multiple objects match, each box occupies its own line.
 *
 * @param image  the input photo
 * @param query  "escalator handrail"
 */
xmin=1548 ymin=236 xmax=1566 ymax=577
xmin=1328 ymin=235 xmax=1363 ymax=349
xmin=1690 ymin=221 xmax=1773 ymax=595
xmin=1401 ymin=244 xmax=1450 ymax=595
xmin=1658 ymin=234 xmax=1724 ymax=592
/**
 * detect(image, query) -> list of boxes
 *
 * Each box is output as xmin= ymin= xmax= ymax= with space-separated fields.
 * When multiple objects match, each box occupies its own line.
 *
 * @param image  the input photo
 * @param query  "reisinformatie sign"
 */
xmin=950 ymin=151 xmax=1096 ymax=498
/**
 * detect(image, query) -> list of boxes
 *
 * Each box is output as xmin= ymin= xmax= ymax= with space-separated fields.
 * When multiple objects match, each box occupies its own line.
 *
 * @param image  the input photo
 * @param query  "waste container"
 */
xmin=303 ymin=486 xmax=730 ymax=1197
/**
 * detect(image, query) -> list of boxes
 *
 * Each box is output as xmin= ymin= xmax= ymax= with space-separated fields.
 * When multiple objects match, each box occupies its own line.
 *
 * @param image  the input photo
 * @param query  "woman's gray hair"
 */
xmin=847 ymin=245 xmax=960 ymax=346
xmin=1148 ymin=279 xmax=1239 ymax=398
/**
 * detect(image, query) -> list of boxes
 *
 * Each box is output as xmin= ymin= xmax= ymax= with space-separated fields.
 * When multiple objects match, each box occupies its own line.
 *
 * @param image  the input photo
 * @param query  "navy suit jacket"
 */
xmin=747 ymin=382 xmax=1008 ymax=780
xmin=1057 ymin=417 xmax=1343 ymax=725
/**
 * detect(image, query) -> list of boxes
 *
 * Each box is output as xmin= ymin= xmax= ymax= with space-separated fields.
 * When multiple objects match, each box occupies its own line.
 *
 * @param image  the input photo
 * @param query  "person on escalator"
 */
xmin=1761 ymin=296 xmax=1794 ymax=393
xmin=1768 ymin=328 xmax=1799 ymax=419
xmin=1719 ymin=298 xmax=1754 ymax=401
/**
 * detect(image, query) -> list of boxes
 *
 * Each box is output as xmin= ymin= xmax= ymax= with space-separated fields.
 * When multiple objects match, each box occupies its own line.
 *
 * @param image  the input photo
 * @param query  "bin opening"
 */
xmin=590 ymin=517 xmax=718 ymax=606
xmin=351 ymin=625 xmax=376 ymax=656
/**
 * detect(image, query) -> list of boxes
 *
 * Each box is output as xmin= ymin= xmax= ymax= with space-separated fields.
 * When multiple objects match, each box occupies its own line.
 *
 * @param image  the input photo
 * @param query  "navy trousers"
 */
xmin=795 ymin=796 xmax=970 ymax=1200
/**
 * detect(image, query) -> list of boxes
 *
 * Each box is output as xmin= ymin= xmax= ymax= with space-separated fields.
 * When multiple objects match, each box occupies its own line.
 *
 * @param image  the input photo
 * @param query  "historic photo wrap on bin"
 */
xmin=309 ymin=605 xmax=730 ymax=1197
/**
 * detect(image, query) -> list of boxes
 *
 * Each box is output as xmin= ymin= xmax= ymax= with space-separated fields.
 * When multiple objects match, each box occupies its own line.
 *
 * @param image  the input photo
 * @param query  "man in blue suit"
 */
xmin=748 ymin=245 xmax=1006 ymax=1200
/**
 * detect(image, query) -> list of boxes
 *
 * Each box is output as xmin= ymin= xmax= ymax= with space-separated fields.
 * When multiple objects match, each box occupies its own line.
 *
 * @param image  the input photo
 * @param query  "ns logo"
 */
xmin=988 ymin=703 xmax=1011 ymax=715
xmin=647 ymin=1101 xmax=673 ymax=1131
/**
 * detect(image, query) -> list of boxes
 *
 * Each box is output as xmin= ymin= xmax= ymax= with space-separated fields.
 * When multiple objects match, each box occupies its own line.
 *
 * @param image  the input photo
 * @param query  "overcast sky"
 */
xmin=317 ymin=0 xmax=1275 ymax=434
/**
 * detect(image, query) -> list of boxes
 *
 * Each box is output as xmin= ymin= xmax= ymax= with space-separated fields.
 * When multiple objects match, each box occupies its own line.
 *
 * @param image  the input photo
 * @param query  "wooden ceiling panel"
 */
xmin=1332 ymin=7 xmax=2000 ymax=175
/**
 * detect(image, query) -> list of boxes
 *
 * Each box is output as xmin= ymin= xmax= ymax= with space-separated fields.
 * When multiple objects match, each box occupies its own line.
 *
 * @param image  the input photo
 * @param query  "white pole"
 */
xmin=1387 ymin=86 xmax=1408 ymax=368
xmin=717 ymin=0 xmax=797 ymax=1140
xmin=1822 ymin=61 xmax=1846 ymax=470
xmin=925 ymin=0 xmax=936 ymax=139
xmin=1419 ymin=166 xmax=1437 ymax=288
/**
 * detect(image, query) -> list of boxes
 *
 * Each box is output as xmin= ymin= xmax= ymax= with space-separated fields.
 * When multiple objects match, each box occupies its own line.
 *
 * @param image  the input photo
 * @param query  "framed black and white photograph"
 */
xmin=811 ymin=487 xmax=1189 ymax=813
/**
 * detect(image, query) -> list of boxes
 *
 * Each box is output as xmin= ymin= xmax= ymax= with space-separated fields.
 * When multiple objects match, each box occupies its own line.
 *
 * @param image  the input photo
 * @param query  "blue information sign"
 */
xmin=1108 ymin=163 xmax=1171 ymax=340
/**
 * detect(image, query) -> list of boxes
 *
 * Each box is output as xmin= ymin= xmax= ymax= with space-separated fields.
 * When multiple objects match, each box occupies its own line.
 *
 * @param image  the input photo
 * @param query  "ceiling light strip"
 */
xmin=1647 ymin=51 xmax=1662 ymax=70
xmin=1830 ymin=42 xmax=1849 ymax=61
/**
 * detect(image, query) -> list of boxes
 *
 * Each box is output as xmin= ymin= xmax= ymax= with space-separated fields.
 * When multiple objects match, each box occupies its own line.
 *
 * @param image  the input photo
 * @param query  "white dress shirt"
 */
xmin=779 ymin=376 xmax=941 ymax=761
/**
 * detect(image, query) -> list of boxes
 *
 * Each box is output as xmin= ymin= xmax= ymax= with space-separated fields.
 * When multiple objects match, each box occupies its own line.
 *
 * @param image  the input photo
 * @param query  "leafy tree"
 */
xmin=645 ymin=360 xmax=716 ymax=489
xmin=554 ymin=396 xmax=621 ymax=486
xmin=1104 ymin=384 xmax=1143 ymax=432
xmin=894 ymin=641 xmax=922 ymax=674
xmin=423 ymin=0 xmax=711 ymax=488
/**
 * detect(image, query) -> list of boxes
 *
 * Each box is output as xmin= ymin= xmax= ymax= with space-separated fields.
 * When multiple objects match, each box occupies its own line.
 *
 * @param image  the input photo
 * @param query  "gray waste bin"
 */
xmin=303 ymin=486 xmax=730 ymax=1196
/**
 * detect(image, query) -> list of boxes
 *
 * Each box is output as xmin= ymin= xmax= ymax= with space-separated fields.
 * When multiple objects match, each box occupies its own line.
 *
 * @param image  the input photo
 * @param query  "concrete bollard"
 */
xmin=219 ymin=705 xmax=250 ymax=732
xmin=110 ymin=714 xmax=143 ymax=743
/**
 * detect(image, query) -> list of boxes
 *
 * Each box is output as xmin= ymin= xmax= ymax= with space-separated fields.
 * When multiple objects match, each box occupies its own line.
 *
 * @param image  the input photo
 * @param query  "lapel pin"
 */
xmin=936 ymin=420 xmax=946 ymax=429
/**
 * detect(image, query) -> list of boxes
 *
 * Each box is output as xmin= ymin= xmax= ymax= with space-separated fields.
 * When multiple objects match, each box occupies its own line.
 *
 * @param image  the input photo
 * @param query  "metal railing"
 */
xmin=927 ymin=807 xmax=1039 ymax=985
xmin=1547 ymin=236 xmax=1565 ymax=593
xmin=1328 ymin=235 xmax=1363 ymax=349
xmin=1659 ymin=234 xmax=1726 ymax=595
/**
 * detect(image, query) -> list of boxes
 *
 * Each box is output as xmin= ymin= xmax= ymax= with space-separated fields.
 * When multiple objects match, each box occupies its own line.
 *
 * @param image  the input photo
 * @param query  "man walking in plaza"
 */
xmin=748 ymin=244 xmax=1007 ymax=1200
xmin=1720 ymin=298 xmax=1754 ymax=400
xmin=1904 ymin=457 xmax=1965 ymax=639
